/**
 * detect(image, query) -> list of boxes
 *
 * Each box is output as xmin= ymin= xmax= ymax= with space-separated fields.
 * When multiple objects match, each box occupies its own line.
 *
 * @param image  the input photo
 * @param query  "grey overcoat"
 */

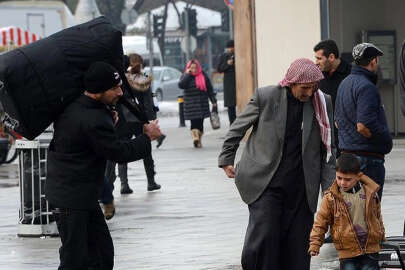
xmin=218 ymin=85 xmax=336 ymax=213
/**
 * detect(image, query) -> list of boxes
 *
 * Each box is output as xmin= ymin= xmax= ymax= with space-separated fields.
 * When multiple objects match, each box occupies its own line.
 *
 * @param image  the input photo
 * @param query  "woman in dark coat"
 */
xmin=103 ymin=54 xmax=161 ymax=199
xmin=178 ymin=59 xmax=217 ymax=148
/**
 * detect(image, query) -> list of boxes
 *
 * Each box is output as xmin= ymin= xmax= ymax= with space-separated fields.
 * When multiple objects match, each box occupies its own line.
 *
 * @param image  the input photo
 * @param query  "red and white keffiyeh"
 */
xmin=313 ymin=90 xmax=332 ymax=161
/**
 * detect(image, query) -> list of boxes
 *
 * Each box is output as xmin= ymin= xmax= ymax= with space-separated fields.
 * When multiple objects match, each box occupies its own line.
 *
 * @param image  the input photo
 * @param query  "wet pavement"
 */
xmin=0 ymin=105 xmax=404 ymax=270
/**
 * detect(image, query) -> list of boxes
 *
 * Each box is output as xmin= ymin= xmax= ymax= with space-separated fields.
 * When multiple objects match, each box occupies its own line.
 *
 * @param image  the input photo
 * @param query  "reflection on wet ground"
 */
xmin=0 ymin=118 xmax=404 ymax=270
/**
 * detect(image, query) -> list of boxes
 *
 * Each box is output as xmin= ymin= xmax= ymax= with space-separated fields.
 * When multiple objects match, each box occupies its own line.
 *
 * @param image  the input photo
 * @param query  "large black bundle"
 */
xmin=0 ymin=16 xmax=145 ymax=140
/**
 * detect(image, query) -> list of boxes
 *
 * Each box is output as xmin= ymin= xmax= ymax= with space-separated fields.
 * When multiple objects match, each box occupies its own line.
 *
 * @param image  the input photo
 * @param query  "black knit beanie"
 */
xmin=84 ymin=62 xmax=122 ymax=93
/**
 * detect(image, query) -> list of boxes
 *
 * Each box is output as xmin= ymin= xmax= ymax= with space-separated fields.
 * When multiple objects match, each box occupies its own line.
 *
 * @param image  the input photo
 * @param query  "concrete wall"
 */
xmin=329 ymin=0 xmax=405 ymax=134
xmin=255 ymin=0 xmax=321 ymax=87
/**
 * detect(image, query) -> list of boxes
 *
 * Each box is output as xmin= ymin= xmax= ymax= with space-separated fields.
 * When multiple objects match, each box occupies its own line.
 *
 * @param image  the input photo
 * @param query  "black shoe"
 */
xmin=156 ymin=134 xmax=166 ymax=148
xmin=120 ymin=184 xmax=133 ymax=194
xmin=147 ymin=183 xmax=161 ymax=191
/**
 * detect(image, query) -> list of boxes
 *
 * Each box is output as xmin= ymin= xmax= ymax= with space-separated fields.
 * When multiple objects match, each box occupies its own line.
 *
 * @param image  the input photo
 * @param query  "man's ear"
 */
xmin=328 ymin=53 xmax=336 ymax=61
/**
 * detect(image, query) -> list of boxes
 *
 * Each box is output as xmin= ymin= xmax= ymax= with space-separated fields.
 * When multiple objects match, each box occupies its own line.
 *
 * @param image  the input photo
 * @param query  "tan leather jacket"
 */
xmin=309 ymin=174 xmax=385 ymax=259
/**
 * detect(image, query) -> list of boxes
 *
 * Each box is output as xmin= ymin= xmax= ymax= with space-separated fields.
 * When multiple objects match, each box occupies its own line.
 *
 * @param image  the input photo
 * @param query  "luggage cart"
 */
xmin=16 ymin=138 xmax=58 ymax=237
xmin=379 ymin=221 xmax=405 ymax=269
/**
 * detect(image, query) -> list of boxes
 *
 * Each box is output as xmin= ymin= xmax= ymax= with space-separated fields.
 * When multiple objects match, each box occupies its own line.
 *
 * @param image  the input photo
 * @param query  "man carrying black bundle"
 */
xmin=45 ymin=61 xmax=162 ymax=270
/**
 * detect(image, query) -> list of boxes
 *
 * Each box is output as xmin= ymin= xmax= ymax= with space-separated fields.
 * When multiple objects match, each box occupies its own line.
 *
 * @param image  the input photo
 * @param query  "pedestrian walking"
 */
xmin=124 ymin=53 xmax=162 ymax=192
xmin=314 ymin=39 xmax=351 ymax=156
xmin=335 ymin=43 xmax=393 ymax=199
xmin=309 ymin=153 xmax=385 ymax=270
xmin=217 ymin=39 xmax=237 ymax=124
xmin=178 ymin=59 xmax=217 ymax=148
xmin=45 ymin=61 xmax=162 ymax=270
xmin=218 ymin=58 xmax=336 ymax=270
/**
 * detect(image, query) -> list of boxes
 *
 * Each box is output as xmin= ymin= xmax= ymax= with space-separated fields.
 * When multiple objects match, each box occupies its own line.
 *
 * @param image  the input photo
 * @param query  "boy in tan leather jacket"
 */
xmin=309 ymin=153 xmax=385 ymax=270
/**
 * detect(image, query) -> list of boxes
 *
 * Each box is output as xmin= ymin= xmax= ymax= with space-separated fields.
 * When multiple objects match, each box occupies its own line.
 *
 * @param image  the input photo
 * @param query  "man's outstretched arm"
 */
xmin=218 ymin=90 xmax=261 ymax=177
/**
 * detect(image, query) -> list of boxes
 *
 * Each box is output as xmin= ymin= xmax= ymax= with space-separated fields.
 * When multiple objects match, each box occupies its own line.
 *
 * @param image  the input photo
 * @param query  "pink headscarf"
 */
xmin=185 ymin=60 xmax=207 ymax=92
xmin=279 ymin=58 xmax=332 ymax=160
xmin=279 ymin=58 xmax=324 ymax=87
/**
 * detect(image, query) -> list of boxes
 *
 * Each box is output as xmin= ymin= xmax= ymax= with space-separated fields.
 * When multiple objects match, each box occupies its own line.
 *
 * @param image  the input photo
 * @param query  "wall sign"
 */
xmin=362 ymin=30 xmax=396 ymax=84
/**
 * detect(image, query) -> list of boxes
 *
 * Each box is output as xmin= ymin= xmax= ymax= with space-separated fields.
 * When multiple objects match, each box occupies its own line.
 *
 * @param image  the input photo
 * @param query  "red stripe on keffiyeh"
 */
xmin=313 ymin=90 xmax=332 ymax=160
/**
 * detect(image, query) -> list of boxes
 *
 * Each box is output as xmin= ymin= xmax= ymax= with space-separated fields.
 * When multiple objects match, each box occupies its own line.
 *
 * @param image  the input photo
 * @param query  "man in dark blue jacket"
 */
xmin=335 ymin=43 xmax=393 ymax=199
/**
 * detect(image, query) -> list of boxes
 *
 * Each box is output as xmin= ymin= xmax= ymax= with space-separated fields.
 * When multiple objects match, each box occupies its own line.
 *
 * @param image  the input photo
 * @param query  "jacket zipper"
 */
xmin=340 ymin=198 xmax=364 ymax=254
xmin=364 ymin=190 xmax=378 ymax=251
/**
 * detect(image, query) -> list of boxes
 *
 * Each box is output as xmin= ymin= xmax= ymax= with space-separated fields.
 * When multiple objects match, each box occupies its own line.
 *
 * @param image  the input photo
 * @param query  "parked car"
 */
xmin=144 ymin=66 xmax=183 ymax=101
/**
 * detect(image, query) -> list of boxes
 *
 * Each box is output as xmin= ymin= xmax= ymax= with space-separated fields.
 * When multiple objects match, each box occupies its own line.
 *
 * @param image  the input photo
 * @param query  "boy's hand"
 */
xmin=309 ymin=250 xmax=319 ymax=256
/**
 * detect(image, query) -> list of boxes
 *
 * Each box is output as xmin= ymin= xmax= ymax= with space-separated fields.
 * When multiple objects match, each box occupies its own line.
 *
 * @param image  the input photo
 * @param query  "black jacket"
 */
xmin=45 ymin=95 xmax=151 ymax=209
xmin=217 ymin=52 xmax=236 ymax=107
xmin=319 ymin=59 xmax=352 ymax=107
xmin=178 ymin=72 xmax=217 ymax=120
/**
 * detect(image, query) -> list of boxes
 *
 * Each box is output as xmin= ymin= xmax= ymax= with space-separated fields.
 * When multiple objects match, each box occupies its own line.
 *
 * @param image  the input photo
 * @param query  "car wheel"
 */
xmin=156 ymin=89 xmax=163 ymax=101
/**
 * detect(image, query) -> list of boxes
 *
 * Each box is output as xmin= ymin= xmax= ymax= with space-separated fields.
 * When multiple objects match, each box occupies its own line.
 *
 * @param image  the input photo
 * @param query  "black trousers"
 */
xmin=241 ymin=187 xmax=314 ymax=270
xmin=227 ymin=106 xmax=236 ymax=125
xmin=55 ymin=206 xmax=114 ymax=270
xmin=190 ymin=118 xmax=204 ymax=132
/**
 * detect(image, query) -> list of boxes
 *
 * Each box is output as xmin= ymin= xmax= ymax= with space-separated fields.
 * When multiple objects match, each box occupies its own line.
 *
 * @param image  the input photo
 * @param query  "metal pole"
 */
xmin=147 ymin=11 xmax=154 ymax=84
xmin=185 ymin=8 xmax=191 ymax=61
xmin=30 ymin=149 xmax=35 ymax=224
xmin=19 ymin=152 xmax=24 ymax=223
xmin=229 ymin=8 xmax=234 ymax=39
xmin=207 ymin=27 xmax=213 ymax=78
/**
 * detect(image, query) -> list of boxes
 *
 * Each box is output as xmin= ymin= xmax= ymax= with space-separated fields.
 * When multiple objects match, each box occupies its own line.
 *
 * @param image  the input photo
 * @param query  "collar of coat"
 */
xmin=351 ymin=65 xmax=378 ymax=85
xmin=329 ymin=174 xmax=380 ymax=201
xmin=79 ymin=94 xmax=109 ymax=109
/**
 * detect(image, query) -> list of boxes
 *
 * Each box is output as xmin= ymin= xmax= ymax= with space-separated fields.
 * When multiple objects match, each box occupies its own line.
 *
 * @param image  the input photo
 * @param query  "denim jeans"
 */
xmin=357 ymin=155 xmax=385 ymax=199
xmin=99 ymin=176 xmax=114 ymax=204
xmin=340 ymin=253 xmax=380 ymax=270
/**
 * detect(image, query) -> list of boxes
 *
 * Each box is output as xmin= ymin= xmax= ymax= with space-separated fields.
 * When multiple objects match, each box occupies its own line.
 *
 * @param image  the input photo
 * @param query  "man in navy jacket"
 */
xmin=335 ymin=43 xmax=392 ymax=199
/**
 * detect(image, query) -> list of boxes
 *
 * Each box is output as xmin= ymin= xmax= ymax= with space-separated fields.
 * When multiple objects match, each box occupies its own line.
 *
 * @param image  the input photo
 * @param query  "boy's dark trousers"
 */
xmin=54 ymin=206 xmax=114 ymax=270
xmin=339 ymin=253 xmax=380 ymax=270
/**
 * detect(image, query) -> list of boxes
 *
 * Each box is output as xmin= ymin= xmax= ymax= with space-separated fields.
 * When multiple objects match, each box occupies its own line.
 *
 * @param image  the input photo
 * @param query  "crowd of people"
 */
xmin=41 ymin=35 xmax=394 ymax=270
xmin=218 ymin=39 xmax=393 ymax=270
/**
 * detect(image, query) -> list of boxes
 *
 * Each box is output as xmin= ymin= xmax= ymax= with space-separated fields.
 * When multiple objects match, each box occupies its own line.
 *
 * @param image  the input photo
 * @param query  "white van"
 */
xmin=0 ymin=1 xmax=76 ymax=38
xmin=122 ymin=35 xmax=163 ymax=66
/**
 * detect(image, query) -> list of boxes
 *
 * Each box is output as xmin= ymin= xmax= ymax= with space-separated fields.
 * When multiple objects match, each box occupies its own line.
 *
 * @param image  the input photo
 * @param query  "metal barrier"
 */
xmin=16 ymin=139 xmax=58 ymax=237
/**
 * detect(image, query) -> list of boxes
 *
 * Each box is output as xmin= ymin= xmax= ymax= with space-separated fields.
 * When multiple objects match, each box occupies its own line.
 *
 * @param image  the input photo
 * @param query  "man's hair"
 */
xmin=355 ymin=57 xmax=375 ymax=67
xmin=336 ymin=153 xmax=361 ymax=174
xmin=314 ymin=39 xmax=340 ymax=59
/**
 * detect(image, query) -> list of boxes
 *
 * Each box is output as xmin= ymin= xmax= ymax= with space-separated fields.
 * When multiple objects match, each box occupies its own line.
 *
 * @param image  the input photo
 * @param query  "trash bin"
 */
xmin=16 ymin=138 xmax=58 ymax=237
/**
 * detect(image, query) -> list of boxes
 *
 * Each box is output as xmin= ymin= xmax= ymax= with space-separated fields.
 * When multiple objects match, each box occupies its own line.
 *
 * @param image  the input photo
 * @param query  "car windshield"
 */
xmin=144 ymin=68 xmax=162 ymax=80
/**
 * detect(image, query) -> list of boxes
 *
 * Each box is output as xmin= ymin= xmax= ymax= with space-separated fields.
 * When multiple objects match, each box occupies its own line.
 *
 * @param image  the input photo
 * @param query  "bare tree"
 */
xmin=96 ymin=0 xmax=126 ymax=33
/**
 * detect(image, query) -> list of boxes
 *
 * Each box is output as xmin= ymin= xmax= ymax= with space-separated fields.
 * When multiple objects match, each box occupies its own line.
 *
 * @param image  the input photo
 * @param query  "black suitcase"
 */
xmin=0 ymin=16 xmax=145 ymax=140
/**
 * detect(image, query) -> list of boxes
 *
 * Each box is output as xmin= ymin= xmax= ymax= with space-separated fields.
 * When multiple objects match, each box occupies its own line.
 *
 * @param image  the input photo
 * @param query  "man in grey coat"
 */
xmin=218 ymin=58 xmax=336 ymax=270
